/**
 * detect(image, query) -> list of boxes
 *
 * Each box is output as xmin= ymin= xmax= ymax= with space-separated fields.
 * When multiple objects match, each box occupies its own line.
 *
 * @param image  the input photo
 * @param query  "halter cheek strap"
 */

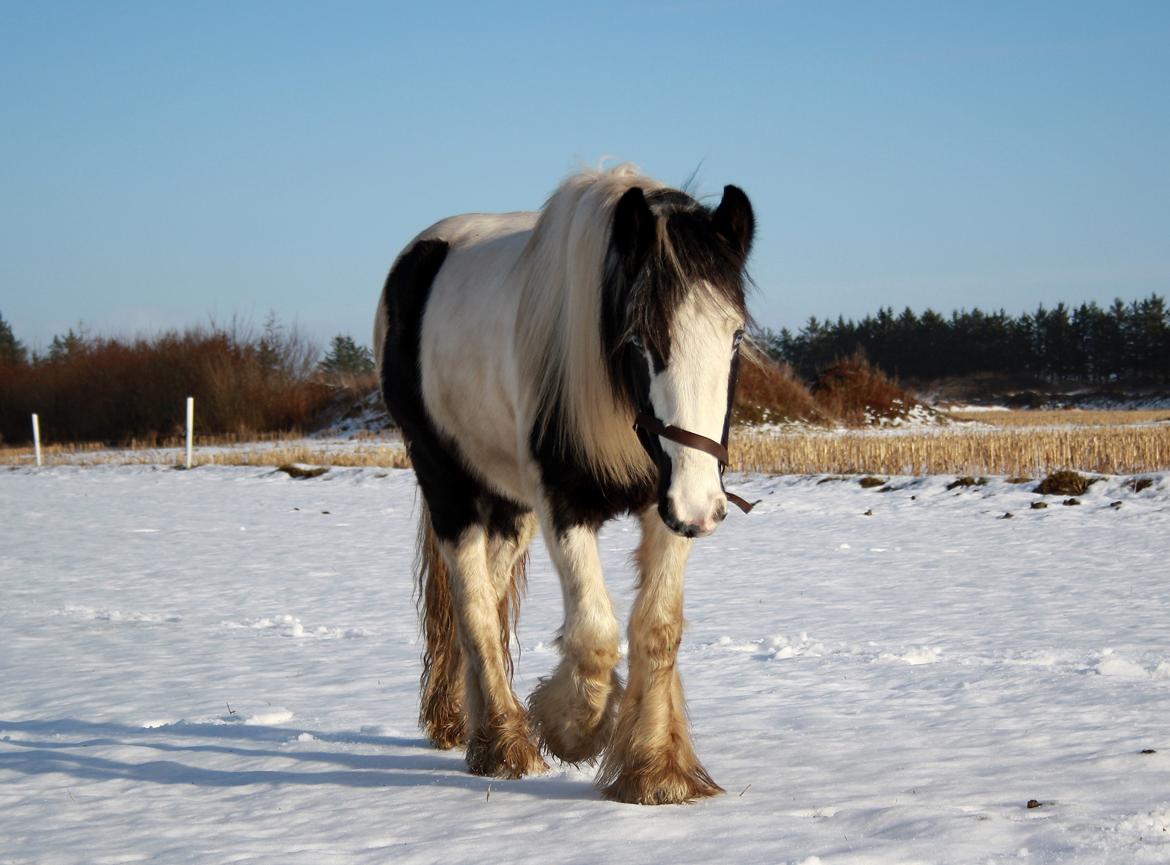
xmin=633 ymin=411 xmax=757 ymax=514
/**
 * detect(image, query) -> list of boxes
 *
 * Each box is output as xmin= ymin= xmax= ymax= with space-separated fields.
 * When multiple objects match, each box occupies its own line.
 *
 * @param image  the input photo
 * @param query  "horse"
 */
xmin=374 ymin=164 xmax=755 ymax=805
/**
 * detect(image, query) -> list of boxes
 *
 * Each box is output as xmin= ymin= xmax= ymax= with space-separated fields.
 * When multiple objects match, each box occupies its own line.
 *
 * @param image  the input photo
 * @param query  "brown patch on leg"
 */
xmin=466 ymin=706 xmax=549 ymax=779
xmin=416 ymin=505 xmax=467 ymax=749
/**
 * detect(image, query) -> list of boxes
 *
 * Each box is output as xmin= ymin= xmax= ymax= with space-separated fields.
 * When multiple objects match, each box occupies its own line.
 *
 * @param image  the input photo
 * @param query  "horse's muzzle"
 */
xmin=659 ymin=495 xmax=729 ymax=539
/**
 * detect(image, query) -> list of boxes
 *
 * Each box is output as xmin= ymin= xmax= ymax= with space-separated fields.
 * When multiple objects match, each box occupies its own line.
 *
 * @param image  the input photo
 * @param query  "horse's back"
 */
xmin=377 ymin=211 xmax=540 ymax=506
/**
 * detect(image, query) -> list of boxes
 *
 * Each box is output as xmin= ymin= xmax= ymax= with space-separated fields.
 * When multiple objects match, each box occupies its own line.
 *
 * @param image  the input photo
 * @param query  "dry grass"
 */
xmin=0 ymin=441 xmax=410 ymax=470
xmin=733 ymin=351 xmax=829 ymax=424
xmin=812 ymin=353 xmax=922 ymax=425
xmin=729 ymin=424 xmax=1170 ymax=476
xmin=5 ymin=416 xmax=1168 ymax=477
xmin=945 ymin=409 xmax=1170 ymax=427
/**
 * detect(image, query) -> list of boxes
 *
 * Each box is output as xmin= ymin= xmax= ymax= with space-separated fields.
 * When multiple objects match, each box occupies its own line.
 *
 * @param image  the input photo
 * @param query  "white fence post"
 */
xmin=185 ymin=397 xmax=194 ymax=469
xmin=32 ymin=413 xmax=42 ymax=467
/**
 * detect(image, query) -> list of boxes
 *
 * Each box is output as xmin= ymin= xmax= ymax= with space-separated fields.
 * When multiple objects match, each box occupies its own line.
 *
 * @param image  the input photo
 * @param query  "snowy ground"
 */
xmin=2 ymin=466 xmax=1169 ymax=865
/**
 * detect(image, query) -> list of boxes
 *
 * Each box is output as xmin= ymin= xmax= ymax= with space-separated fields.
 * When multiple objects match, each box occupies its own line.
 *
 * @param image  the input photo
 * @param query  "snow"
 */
xmin=2 ymin=466 xmax=1169 ymax=864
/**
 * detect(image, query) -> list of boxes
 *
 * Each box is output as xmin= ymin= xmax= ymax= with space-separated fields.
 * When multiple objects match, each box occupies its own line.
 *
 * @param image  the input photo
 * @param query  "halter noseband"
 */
xmin=633 ymin=412 xmax=756 ymax=514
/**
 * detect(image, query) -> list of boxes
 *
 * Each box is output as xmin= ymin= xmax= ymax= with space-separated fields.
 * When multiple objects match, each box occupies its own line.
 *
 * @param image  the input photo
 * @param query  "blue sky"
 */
xmin=2 ymin=1 xmax=1168 ymax=352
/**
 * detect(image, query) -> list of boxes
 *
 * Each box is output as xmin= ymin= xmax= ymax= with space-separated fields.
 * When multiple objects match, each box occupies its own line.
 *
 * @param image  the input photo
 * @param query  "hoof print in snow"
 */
xmin=1000 ymin=512 xmax=1014 ymax=519
xmin=1109 ymin=500 xmax=1123 ymax=509
xmin=1030 ymin=501 xmax=1048 ymax=510
xmin=863 ymin=509 xmax=874 ymax=516
xmin=858 ymin=476 xmax=886 ymax=488
xmin=278 ymin=463 xmax=330 ymax=479
xmin=1026 ymin=799 xmax=1042 ymax=809
xmin=1140 ymin=749 xmax=1157 ymax=754
xmin=1063 ymin=498 xmax=1081 ymax=506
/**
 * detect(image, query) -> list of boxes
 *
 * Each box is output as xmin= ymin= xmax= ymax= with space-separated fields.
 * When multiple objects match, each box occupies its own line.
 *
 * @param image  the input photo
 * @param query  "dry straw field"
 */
xmin=731 ymin=422 xmax=1169 ymax=477
xmin=3 ymin=410 xmax=1168 ymax=477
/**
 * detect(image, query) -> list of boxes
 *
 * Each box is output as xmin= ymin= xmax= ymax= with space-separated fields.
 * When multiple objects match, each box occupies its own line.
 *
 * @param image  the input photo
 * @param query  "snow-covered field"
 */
xmin=2 ymin=466 xmax=1168 ymax=864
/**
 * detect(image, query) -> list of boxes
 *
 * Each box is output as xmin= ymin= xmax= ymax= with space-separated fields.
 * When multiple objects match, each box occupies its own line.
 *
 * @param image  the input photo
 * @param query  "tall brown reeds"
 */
xmin=812 ymin=352 xmax=922 ymax=424
xmin=733 ymin=348 xmax=831 ymax=425
xmin=0 ymin=319 xmax=330 ymax=445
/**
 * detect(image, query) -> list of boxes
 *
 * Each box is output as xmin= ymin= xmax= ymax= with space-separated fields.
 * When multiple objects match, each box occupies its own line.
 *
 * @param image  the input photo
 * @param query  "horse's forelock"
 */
xmin=619 ymin=196 xmax=752 ymax=365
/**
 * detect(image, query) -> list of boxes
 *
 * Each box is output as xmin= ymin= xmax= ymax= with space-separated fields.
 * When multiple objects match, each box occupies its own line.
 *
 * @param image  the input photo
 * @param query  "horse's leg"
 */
xmin=444 ymin=517 xmax=546 ymax=779
xmin=598 ymin=508 xmax=722 ymax=804
xmin=484 ymin=499 xmax=538 ymax=683
xmin=529 ymin=522 xmax=624 ymax=764
xmin=416 ymin=503 xmax=466 ymax=749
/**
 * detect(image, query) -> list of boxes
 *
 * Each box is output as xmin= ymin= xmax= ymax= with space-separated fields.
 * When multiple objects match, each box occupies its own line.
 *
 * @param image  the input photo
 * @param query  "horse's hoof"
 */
xmin=529 ymin=669 xmax=623 ymax=764
xmin=598 ymin=761 xmax=723 ymax=805
xmin=466 ymin=722 xmax=549 ymax=779
xmin=422 ymin=711 xmax=466 ymax=750
xmin=425 ymin=724 xmax=465 ymax=751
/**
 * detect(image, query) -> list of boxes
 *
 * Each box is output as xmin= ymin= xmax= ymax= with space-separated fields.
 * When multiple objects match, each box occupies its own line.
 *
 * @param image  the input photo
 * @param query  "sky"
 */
xmin=2 ymin=1 xmax=1169 ymax=353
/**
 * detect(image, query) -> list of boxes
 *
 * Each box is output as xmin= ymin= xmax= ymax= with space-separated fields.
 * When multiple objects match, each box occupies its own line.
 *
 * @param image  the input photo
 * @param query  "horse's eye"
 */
xmin=733 ymin=329 xmax=745 ymax=348
xmin=628 ymin=333 xmax=643 ymax=350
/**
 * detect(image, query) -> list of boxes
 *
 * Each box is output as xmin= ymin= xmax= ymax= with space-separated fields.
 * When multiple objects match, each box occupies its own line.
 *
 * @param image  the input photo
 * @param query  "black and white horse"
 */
xmin=375 ymin=165 xmax=754 ymax=804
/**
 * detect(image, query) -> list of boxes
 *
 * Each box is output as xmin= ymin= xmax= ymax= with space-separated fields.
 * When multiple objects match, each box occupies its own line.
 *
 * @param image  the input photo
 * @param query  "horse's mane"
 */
xmin=515 ymin=164 xmax=747 ymax=485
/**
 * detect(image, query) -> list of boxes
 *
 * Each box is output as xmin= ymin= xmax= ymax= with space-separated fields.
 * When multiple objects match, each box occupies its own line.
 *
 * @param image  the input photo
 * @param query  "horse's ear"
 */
xmin=713 ymin=184 xmax=754 ymax=261
xmin=612 ymin=186 xmax=655 ymax=279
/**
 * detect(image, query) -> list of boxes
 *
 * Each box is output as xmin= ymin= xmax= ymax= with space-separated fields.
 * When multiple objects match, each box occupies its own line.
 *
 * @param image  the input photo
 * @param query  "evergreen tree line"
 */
xmin=758 ymin=294 xmax=1170 ymax=383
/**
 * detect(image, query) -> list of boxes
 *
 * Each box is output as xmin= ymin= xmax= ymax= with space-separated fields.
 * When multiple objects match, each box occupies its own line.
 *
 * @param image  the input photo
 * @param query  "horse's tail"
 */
xmin=415 ymin=500 xmax=466 ymax=749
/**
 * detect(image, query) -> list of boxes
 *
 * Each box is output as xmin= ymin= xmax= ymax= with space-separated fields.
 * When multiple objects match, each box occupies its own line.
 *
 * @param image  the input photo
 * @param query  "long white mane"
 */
xmin=515 ymin=164 xmax=666 ymax=485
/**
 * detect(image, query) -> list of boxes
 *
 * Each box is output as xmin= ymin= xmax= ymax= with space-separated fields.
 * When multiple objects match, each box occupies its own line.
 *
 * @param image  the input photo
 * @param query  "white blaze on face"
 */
xmin=645 ymin=290 xmax=741 ymax=537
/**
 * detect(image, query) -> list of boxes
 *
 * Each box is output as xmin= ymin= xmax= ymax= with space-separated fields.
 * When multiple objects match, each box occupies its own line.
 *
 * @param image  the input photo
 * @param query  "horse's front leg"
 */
xmin=444 ymin=524 xmax=547 ymax=779
xmin=598 ymin=508 xmax=722 ymax=804
xmin=529 ymin=523 xmax=624 ymax=764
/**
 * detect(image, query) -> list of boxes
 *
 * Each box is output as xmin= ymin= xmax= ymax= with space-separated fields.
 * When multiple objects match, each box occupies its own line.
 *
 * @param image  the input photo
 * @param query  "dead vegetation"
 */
xmin=945 ymin=409 xmax=1169 ymax=427
xmin=4 ymin=422 xmax=1167 ymax=477
xmin=732 ymin=351 xmax=829 ymax=425
xmin=946 ymin=476 xmax=989 ymax=490
xmin=729 ymin=424 xmax=1170 ymax=476
xmin=1034 ymin=471 xmax=1096 ymax=497
xmin=277 ymin=463 xmax=330 ymax=479
xmin=811 ymin=353 xmax=927 ymax=426
xmin=731 ymin=349 xmax=927 ymax=428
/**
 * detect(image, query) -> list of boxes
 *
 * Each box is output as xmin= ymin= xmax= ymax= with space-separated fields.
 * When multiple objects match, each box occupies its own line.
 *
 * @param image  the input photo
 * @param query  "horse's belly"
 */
xmin=418 ymin=256 xmax=532 ymax=506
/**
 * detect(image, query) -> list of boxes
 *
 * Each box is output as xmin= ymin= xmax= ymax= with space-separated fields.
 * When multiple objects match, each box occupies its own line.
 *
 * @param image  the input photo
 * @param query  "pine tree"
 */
xmin=48 ymin=327 xmax=88 ymax=362
xmin=0 ymin=311 xmax=27 ymax=365
xmin=318 ymin=334 xmax=374 ymax=378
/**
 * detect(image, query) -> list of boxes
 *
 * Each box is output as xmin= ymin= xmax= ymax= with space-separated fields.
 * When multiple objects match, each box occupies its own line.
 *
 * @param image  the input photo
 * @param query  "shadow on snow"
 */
xmin=0 ymin=717 xmax=593 ymax=800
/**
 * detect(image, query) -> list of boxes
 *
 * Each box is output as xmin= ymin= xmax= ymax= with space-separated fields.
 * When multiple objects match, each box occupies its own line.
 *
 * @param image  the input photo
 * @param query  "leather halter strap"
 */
xmin=634 ymin=412 xmax=757 ymax=514
xmin=634 ymin=413 xmax=728 ymax=464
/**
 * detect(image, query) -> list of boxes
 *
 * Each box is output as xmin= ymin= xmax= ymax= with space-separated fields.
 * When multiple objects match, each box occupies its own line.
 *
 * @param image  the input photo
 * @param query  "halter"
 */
xmin=632 ymin=353 xmax=758 ymax=514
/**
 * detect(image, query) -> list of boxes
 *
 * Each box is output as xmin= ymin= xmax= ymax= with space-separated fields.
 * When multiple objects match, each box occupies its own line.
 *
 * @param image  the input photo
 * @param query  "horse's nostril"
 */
xmin=715 ymin=505 xmax=728 ymax=523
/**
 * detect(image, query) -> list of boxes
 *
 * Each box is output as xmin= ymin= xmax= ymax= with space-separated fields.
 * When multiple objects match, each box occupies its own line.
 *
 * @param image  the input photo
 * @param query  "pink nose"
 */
xmin=664 ymin=499 xmax=729 ymax=538
xmin=694 ymin=502 xmax=729 ymax=536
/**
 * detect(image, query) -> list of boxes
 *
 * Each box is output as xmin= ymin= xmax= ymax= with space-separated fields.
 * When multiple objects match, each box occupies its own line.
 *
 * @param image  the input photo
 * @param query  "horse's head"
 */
xmin=605 ymin=183 xmax=754 ymax=538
